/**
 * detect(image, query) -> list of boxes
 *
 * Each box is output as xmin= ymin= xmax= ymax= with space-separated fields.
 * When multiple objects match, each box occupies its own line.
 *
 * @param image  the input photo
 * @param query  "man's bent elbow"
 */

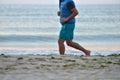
xmin=76 ymin=10 xmax=79 ymax=15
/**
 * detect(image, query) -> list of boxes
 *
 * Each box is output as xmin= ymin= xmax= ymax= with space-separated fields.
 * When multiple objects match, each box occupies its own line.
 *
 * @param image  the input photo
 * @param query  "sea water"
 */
xmin=0 ymin=4 xmax=120 ymax=55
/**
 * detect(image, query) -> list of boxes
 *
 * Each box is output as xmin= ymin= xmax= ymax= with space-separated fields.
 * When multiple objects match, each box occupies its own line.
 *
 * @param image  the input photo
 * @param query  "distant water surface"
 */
xmin=0 ymin=4 xmax=120 ymax=47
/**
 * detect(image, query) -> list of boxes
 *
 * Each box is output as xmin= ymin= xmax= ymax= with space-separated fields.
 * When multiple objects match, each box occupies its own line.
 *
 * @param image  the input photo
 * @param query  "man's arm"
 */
xmin=61 ymin=8 xmax=78 ymax=23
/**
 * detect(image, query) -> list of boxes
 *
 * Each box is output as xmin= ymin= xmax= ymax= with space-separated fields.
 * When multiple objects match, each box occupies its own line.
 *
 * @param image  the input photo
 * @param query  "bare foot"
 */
xmin=85 ymin=50 xmax=91 ymax=56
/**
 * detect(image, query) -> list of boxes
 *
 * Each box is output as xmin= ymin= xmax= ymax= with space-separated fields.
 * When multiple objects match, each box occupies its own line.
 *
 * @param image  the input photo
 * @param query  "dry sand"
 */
xmin=0 ymin=54 xmax=120 ymax=80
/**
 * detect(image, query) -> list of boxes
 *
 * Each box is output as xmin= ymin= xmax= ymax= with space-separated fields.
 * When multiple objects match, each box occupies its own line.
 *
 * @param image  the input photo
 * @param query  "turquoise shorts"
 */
xmin=59 ymin=24 xmax=75 ymax=40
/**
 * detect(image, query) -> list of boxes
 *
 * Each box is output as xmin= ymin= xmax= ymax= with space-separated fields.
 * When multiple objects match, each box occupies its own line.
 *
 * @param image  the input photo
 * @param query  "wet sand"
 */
xmin=0 ymin=44 xmax=120 ymax=50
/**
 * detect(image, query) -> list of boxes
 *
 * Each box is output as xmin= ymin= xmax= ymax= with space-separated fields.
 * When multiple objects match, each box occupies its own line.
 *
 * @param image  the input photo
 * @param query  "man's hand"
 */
xmin=61 ymin=17 xmax=69 ymax=23
xmin=57 ymin=11 xmax=60 ymax=16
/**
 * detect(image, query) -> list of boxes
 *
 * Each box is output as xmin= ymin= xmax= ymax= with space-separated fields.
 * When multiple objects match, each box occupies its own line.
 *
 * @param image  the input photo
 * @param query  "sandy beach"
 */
xmin=0 ymin=54 xmax=120 ymax=80
xmin=0 ymin=2 xmax=120 ymax=80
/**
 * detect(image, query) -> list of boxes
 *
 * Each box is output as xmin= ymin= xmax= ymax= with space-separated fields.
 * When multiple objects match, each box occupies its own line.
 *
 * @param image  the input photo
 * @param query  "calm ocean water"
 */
xmin=0 ymin=4 xmax=120 ymax=47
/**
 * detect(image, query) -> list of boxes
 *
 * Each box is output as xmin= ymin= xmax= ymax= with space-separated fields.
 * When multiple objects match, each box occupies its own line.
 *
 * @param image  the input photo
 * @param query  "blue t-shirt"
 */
xmin=67 ymin=1 xmax=75 ymax=10
xmin=59 ymin=0 xmax=76 ymax=24
xmin=59 ymin=1 xmax=75 ymax=10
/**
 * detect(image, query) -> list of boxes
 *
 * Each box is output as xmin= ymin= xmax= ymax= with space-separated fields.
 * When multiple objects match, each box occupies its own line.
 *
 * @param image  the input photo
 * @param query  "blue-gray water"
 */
xmin=0 ymin=4 xmax=120 ymax=47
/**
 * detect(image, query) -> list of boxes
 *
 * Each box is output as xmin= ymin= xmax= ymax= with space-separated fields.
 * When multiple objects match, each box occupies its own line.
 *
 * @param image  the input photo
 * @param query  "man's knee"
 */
xmin=66 ymin=41 xmax=72 ymax=46
xmin=58 ymin=39 xmax=64 ymax=44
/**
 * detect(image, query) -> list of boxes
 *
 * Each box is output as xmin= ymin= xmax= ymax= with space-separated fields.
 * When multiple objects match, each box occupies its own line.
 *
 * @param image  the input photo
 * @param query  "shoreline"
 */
xmin=0 ymin=45 xmax=120 ymax=51
xmin=0 ymin=45 xmax=119 ymax=56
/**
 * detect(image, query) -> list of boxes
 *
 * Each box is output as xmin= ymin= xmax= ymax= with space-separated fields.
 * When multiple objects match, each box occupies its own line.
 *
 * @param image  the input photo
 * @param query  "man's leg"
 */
xmin=66 ymin=40 xmax=90 ymax=56
xmin=58 ymin=39 xmax=65 ymax=55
